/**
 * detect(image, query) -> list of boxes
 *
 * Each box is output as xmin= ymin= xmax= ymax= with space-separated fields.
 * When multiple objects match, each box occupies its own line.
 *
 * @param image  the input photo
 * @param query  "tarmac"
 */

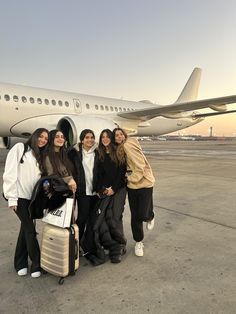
xmin=0 ymin=140 xmax=235 ymax=314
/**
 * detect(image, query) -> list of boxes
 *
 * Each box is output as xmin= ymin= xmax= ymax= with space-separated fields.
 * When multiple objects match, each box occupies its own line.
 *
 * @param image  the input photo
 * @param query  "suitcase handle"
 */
xmin=70 ymin=193 xmax=77 ymax=225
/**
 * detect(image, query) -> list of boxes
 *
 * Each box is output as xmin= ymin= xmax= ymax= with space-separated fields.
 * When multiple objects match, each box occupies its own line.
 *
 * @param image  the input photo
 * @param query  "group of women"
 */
xmin=3 ymin=126 xmax=155 ymax=278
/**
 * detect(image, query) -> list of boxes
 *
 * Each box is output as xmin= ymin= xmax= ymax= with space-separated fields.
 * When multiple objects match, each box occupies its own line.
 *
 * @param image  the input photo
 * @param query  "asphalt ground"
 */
xmin=0 ymin=140 xmax=235 ymax=314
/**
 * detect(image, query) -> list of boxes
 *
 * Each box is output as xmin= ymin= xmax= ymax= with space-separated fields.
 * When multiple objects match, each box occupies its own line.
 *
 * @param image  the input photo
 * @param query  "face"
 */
xmin=82 ymin=133 xmax=95 ymax=150
xmin=54 ymin=131 xmax=65 ymax=148
xmin=115 ymin=130 xmax=126 ymax=144
xmin=101 ymin=132 xmax=111 ymax=147
xmin=37 ymin=131 xmax=48 ymax=148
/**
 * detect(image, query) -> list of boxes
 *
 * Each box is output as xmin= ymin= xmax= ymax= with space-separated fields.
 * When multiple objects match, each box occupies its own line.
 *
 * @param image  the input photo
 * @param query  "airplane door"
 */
xmin=73 ymin=98 xmax=82 ymax=113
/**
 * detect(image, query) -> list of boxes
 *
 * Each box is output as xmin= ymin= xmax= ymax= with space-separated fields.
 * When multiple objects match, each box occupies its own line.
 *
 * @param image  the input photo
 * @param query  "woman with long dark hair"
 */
xmin=42 ymin=129 xmax=77 ymax=193
xmin=96 ymin=129 xmax=127 ymax=263
xmin=113 ymin=127 xmax=155 ymax=258
xmin=3 ymin=128 xmax=49 ymax=278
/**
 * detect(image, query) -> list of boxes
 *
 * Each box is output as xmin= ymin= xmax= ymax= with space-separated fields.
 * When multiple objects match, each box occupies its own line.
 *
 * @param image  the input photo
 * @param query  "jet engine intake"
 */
xmin=57 ymin=115 xmax=118 ymax=145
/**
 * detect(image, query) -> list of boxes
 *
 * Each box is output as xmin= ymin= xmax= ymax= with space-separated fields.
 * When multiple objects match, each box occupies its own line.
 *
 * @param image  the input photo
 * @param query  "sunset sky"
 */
xmin=0 ymin=0 xmax=236 ymax=136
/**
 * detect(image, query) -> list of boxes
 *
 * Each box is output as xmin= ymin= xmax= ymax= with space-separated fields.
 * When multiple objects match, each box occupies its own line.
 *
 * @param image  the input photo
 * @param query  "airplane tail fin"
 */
xmin=175 ymin=67 xmax=202 ymax=103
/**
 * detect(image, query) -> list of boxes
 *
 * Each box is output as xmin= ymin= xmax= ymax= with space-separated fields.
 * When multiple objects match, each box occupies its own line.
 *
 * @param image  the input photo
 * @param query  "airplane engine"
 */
xmin=2 ymin=137 xmax=28 ymax=149
xmin=57 ymin=115 xmax=118 ymax=145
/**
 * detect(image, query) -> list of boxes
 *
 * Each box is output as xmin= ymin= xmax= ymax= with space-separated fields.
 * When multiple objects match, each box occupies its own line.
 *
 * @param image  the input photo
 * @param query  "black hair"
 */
xmin=98 ymin=129 xmax=118 ymax=164
xmin=20 ymin=128 xmax=49 ymax=172
xmin=43 ymin=129 xmax=73 ymax=176
xmin=79 ymin=129 xmax=95 ymax=150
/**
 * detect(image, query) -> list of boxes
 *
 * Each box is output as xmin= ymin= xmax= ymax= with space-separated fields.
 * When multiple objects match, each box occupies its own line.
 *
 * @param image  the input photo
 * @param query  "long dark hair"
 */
xmin=43 ymin=129 xmax=73 ymax=176
xmin=20 ymin=128 xmax=49 ymax=172
xmin=98 ymin=129 xmax=118 ymax=165
xmin=79 ymin=129 xmax=95 ymax=150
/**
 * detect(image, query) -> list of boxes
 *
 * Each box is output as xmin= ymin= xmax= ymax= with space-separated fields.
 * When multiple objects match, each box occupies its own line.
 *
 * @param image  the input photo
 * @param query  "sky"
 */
xmin=0 ymin=0 xmax=236 ymax=136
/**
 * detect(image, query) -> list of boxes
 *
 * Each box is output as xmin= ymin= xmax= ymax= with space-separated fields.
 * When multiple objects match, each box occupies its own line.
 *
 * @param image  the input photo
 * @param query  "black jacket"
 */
xmin=29 ymin=175 xmax=72 ymax=219
xmin=81 ymin=196 xmax=126 ymax=265
xmin=96 ymin=153 xmax=127 ymax=193
xmin=67 ymin=145 xmax=99 ymax=196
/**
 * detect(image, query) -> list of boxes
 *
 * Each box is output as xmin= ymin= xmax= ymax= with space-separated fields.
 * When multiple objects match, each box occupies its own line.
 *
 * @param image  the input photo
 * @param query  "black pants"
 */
xmin=127 ymin=187 xmax=154 ymax=242
xmin=14 ymin=198 xmax=40 ymax=273
xmin=112 ymin=187 xmax=127 ymax=247
xmin=76 ymin=195 xmax=98 ymax=242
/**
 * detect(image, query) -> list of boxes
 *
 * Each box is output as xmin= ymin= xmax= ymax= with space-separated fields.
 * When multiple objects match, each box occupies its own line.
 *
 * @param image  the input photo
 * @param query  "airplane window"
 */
xmin=37 ymin=98 xmax=42 ymax=104
xmin=22 ymin=96 xmax=27 ymax=103
xmin=105 ymin=106 xmax=109 ymax=111
xmin=110 ymin=106 xmax=114 ymax=112
xmin=13 ymin=95 xmax=19 ymax=102
xmin=29 ymin=97 xmax=35 ymax=104
xmin=86 ymin=103 xmax=90 ymax=109
xmin=58 ymin=100 xmax=63 ymax=106
xmin=95 ymin=104 xmax=98 ymax=110
xmin=45 ymin=99 xmax=49 ymax=105
xmin=100 ymin=105 xmax=104 ymax=110
xmin=52 ymin=99 xmax=56 ymax=106
xmin=115 ymin=107 xmax=118 ymax=112
xmin=123 ymin=108 xmax=126 ymax=111
xmin=4 ymin=94 xmax=10 ymax=101
xmin=65 ymin=101 xmax=69 ymax=107
xmin=119 ymin=107 xmax=122 ymax=111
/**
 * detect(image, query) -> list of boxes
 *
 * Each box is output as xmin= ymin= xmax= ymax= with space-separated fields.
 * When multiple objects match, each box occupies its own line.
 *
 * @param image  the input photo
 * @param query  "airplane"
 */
xmin=1 ymin=67 xmax=236 ymax=149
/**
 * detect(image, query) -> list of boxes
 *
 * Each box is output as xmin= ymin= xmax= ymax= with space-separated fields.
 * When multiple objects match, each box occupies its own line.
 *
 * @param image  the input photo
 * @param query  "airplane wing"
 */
xmin=118 ymin=95 xmax=236 ymax=120
xmin=193 ymin=109 xmax=236 ymax=118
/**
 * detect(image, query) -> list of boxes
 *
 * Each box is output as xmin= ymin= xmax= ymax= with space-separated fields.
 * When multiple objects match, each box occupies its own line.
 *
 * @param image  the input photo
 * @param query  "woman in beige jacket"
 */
xmin=113 ymin=128 xmax=155 ymax=257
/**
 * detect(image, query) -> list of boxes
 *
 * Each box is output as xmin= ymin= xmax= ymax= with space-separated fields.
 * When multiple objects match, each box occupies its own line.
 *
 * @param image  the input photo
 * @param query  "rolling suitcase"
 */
xmin=41 ymin=223 xmax=79 ymax=284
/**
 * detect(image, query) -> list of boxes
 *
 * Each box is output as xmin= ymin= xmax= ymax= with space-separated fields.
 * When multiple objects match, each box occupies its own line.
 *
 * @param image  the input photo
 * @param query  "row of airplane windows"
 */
xmin=1 ymin=94 xmax=70 ymax=107
xmin=0 ymin=94 xmax=135 ymax=112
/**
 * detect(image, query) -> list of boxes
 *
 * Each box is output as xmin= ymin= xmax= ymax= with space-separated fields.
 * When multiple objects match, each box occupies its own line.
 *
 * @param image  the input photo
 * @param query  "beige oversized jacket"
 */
xmin=123 ymin=138 xmax=155 ymax=189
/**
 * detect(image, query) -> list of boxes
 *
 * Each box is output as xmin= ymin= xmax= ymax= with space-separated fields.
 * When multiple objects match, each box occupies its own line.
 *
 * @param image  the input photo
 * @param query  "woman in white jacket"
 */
xmin=3 ymin=128 xmax=49 ymax=278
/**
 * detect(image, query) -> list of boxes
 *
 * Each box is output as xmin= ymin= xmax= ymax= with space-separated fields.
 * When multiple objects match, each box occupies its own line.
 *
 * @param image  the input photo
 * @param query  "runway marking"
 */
xmin=156 ymin=205 xmax=236 ymax=230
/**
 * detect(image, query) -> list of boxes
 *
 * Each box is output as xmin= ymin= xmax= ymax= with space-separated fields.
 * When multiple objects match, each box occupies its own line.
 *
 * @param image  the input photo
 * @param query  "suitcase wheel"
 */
xmin=58 ymin=277 xmax=65 ymax=285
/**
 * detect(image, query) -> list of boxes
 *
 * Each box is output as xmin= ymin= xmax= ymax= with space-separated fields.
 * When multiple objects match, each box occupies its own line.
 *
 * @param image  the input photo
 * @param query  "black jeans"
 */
xmin=112 ymin=187 xmax=127 ymax=247
xmin=76 ymin=195 xmax=98 ymax=242
xmin=14 ymin=198 xmax=40 ymax=273
xmin=127 ymin=187 xmax=154 ymax=242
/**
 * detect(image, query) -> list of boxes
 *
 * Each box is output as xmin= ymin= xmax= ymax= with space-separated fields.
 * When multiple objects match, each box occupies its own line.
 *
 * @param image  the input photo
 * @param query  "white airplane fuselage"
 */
xmin=0 ymin=82 xmax=201 ymax=145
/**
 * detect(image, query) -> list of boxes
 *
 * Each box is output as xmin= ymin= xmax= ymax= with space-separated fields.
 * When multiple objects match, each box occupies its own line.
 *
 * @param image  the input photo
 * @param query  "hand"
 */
xmin=106 ymin=187 xmax=114 ymax=196
xmin=68 ymin=179 xmax=77 ymax=194
xmin=10 ymin=206 xmax=17 ymax=212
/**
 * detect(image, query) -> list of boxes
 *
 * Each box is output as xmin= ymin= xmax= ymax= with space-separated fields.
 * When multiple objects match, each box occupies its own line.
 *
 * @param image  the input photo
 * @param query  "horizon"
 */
xmin=0 ymin=0 xmax=236 ymax=136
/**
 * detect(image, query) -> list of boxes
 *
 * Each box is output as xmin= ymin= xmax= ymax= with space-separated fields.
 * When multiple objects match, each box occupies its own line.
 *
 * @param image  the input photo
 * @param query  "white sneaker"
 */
xmin=146 ymin=217 xmax=155 ymax=231
xmin=135 ymin=242 xmax=144 ymax=257
xmin=17 ymin=268 xmax=28 ymax=276
xmin=31 ymin=271 xmax=41 ymax=278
